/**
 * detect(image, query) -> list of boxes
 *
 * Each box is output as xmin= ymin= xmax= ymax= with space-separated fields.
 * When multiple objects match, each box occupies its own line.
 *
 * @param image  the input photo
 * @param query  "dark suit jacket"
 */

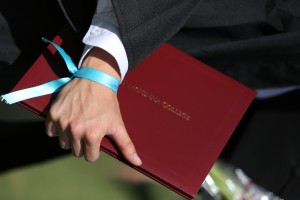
xmin=58 ymin=0 xmax=300 ymax=88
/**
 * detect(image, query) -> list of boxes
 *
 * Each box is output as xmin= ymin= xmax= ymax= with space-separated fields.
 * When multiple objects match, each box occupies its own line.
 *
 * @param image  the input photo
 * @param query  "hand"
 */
xmin=45 ymin=47 xmax=142 ymax=166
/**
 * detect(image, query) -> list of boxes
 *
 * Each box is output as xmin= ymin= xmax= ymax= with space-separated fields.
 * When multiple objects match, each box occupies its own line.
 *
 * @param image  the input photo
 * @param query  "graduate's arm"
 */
xmin=46 ymin=0 xmax=142 ymax=165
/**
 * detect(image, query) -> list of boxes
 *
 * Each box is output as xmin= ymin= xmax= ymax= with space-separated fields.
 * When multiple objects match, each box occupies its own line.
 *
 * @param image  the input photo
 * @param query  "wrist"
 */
xmin=82 ymin=47 xmax=121 ymax=81
xmin=74 ymin=67 xmax=120 ymax=93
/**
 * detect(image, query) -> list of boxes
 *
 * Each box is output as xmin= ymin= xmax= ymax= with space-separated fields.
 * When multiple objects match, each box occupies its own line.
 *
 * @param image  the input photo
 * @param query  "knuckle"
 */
xmin=57 ymin=115 xmax=66 ymax=124
xmin=116 ymin=124 xmax=125 ymax=135
xmin=48 ymin=107 xmax=58 ymax=120
xmin=84 ymin=132 xmax=99 ymax=145
xmin=69 ymin=120 xmax=83 ymax=137
xmin=121 ymin=140 xmax=134 ymax=153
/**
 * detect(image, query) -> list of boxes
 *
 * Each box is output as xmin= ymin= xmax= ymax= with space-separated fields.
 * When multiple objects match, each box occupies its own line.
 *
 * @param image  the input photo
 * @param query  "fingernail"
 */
xmin=59 ymin=141 xmax=66 ymax=149
xmin=48 ymin=125 xmax=58 ymax=137
xmin=60 ymin=141 xmax=70 ymax=150
xmin=133 ymin=153 xmax=142 ymax=166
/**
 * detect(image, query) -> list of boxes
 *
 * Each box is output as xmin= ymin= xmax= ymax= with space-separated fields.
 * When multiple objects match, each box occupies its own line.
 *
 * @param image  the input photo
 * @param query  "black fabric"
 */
xmin=0 ymin=0 xmax=66 ymax=93
xmin=169 ymin=0 xmax=300 ymax=88
xmin=111 ymin=0 xmax=202 ymax=71
xmin=56 ymin=0 xmax=97 ymax=37
xmin=221 ymin=91 xmax=300 ymax=199
xmin=111 ymin=0 xmax=300 ymax=88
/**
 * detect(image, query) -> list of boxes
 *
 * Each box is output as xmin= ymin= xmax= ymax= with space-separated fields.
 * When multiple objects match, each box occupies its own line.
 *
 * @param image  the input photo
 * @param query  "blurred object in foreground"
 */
xmin=201 ymin=160 xmax=283 ymax=200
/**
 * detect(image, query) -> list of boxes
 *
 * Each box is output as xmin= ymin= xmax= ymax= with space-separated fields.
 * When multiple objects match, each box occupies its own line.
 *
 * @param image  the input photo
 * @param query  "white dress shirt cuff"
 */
xmin=78 ymin=0 xmax=128 ymax=81
xmin=79 ymin=26 xmax=128 ymax=81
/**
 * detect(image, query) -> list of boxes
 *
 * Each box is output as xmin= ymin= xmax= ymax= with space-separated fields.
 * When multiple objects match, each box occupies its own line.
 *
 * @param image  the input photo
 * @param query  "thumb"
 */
xmin=109 ymin=126 xmax=142 ymax=166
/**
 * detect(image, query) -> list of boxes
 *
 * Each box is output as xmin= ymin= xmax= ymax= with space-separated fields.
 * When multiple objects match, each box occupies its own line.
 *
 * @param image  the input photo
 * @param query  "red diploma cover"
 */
xmin=9 ymin=25 xmax=256 ymax=199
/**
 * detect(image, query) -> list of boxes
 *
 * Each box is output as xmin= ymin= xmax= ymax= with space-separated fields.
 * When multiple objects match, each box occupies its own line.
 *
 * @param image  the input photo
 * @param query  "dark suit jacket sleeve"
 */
xmin=111 ymin=0 xmax=202 ymax=71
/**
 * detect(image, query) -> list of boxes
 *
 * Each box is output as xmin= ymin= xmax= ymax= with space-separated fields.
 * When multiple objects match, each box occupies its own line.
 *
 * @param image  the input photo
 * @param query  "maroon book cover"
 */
xmin=8 ymin=25 xmax=256 ymax=199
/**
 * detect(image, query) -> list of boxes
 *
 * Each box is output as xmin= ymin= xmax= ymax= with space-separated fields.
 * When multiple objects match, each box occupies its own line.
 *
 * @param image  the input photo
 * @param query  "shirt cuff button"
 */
xmin=90 ymin=28 xmax=101 ymax=36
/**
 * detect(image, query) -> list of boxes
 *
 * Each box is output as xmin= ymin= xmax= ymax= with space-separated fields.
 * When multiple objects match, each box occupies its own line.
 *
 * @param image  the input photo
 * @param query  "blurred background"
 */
xmin=0 ymin=103 xmax=187 ymax=200
xmin=1 ymin=1 xmax=300 ymax=199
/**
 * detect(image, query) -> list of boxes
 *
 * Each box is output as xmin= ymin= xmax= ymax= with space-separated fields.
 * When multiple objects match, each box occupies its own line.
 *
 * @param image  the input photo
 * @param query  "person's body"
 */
xmin=49 ymin=0 xmax=206 ymax=165
xmin=51 ymin=0 xmax=300 ymax=165
xmin=45 ymin=0 xmax=141 ymax=165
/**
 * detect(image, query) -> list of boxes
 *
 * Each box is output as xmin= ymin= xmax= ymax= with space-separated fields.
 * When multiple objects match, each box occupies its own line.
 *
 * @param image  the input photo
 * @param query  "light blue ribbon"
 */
xmin=2 ymin=37 xmax=299 ymax=104
xmin=0 ymin=38 xmax=120 ymax=104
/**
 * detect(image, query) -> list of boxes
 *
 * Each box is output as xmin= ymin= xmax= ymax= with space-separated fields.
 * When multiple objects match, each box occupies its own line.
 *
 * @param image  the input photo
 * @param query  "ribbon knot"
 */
xmin=1 ymin=38 xmax=120 ymax=105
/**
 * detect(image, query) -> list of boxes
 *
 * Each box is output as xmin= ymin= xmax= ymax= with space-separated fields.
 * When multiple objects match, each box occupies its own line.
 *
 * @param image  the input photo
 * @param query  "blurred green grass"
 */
xmin=0 ymin=152 xmax=187 ymax=200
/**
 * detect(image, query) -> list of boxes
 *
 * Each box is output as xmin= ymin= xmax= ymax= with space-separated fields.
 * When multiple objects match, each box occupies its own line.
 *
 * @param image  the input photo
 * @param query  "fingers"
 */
xmin=46 ymin=109 xmax=100 ymax=161
xmin=109 ymin=126 xmax=142 ymax=166
xmin=45 ymin=115 xmax=58 ymax=137
xmin=46 ymin=113 xmax=142 ymax=165
xmin=70 ymin=135 xmax=84 ymax=158
xmin=46 ymin=109 xmax=71 ymax=150
xmin=83 ymin=130 xmax=101 ymax=162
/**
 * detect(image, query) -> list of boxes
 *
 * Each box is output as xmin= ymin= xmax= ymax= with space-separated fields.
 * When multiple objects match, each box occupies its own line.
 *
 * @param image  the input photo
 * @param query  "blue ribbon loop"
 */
xmin=1 ymin=38 xmax=120 ymax=104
